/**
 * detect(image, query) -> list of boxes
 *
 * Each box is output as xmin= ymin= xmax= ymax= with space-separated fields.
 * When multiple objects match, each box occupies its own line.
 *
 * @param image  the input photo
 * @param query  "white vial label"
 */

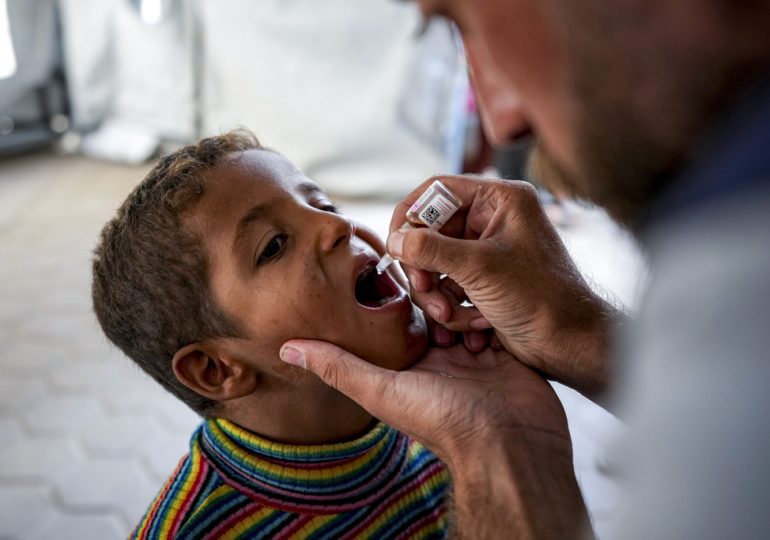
xmin=410 ymin=186 xmax=437 ymax=214
xmin=419 ymin=193 xmax=456 ymax=229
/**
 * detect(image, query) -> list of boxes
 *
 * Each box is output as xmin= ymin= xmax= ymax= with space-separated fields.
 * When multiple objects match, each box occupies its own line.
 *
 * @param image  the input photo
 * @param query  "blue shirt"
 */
xmin=643 ymin=73 xmax=770 ymax=231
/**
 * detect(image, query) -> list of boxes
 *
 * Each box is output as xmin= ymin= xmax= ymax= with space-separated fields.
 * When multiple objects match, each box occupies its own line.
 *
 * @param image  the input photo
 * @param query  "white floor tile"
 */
xmin=23 ymin=395 xmax=105 ymax=436
xmin=0 ymin=486 xmax=56 ymax=538
xmin=0 ymin=438 xmax=83 ymax=479
xmin=51 ymin=458 xmax=157 ymax=526
xmin=27 ymin=512 xmax=127 ymax=540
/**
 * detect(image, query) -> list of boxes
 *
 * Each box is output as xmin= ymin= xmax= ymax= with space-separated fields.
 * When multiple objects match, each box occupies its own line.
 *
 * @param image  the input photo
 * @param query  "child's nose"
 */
xmin=317 ymin=212 xmax=354 ymax=254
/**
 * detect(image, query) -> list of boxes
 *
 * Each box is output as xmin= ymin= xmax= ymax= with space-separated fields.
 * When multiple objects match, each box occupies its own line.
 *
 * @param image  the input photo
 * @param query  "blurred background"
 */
xmin=0 ymin=0 xmax=643 ymax=538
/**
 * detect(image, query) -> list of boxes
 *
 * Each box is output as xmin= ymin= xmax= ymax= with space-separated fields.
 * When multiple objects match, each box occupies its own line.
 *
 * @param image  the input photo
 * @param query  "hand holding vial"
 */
xmin=385 ymin=175 xmax=617 ymax=400
xmin=377 ymin=180 xmax=462 ymax=273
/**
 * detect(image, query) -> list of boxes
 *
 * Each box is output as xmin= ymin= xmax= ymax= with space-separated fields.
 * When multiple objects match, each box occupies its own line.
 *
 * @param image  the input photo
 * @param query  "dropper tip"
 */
xmin=376 ymin=254 xmax=394 ymax=274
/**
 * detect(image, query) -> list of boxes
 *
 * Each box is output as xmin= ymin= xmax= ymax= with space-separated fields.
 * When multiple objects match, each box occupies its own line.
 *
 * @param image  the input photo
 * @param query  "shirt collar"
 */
xmin=197 ymin=418 xmax=410 ymax=513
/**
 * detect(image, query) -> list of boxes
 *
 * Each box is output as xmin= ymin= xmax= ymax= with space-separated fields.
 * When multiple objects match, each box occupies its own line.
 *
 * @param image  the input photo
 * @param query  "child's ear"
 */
xmin=172 ymin=341 xmax=259 ymax=402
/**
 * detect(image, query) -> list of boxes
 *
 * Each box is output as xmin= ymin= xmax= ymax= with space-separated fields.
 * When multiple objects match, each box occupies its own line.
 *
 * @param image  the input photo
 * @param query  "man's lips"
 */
xmin=351 ymin=253 xmax=408 ymax=311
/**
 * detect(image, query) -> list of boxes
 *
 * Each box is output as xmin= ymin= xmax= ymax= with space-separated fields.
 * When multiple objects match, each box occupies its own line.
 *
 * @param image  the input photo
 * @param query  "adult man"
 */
xmin=280 ymin=0 xmax=770 ymax=537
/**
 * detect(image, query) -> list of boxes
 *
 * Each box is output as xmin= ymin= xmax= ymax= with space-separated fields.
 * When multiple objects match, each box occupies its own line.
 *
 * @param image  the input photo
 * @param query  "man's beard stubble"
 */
xmin=526 ymin=120 xmax=681 ymax=232
xmin=524 ymin=49 xmax=688 ymax=232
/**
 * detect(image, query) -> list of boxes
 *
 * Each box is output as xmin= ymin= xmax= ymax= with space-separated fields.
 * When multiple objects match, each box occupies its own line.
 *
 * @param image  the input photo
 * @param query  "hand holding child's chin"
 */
xmin=279 ymin=340 xmax=568 ymax=473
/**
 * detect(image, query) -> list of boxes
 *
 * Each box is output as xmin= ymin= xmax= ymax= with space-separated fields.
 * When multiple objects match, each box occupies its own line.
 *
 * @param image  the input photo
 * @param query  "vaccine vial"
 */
xmin=376 ymin=180 xmax=462 ymax=273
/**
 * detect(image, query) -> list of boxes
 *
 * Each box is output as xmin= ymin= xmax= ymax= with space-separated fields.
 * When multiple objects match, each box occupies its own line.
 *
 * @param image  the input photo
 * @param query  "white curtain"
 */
xmin=58 ymin=0 xmax=462 ymax=195
xmin=0 ymin=0 xmax=58 ymax=114
xmin=59 ymin=0 xmax=195 ymax=140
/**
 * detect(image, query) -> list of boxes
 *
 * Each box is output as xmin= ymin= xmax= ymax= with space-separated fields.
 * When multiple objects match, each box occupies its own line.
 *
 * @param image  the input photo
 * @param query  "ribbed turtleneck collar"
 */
xmin=197 ymin=419 xmax=410 ymax=514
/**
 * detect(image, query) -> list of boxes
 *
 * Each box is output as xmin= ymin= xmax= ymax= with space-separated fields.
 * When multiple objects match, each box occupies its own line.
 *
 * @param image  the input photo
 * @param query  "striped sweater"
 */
xmin=131 ymin=419 xmax=450 ymax=539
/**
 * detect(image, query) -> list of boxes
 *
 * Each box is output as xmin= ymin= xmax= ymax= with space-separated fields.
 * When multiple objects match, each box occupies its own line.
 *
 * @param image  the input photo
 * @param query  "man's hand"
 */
xmin=279 ymin=341 xmax=592 ymax=539
xmin=388 ymin=175 xmax=620 ymax=402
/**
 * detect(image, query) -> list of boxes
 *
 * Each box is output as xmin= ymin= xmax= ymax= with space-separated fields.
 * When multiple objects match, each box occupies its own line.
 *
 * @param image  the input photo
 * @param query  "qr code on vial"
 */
xmin=422 ymin=205 xmax=441 ymax=225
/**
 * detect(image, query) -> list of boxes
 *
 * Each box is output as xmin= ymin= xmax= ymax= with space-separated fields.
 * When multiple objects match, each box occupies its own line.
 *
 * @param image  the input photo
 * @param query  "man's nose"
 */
xmin=466 ymin=47 xmax=531 ymax=147
xmin=317 ymin=212 xmax=354 ymax=254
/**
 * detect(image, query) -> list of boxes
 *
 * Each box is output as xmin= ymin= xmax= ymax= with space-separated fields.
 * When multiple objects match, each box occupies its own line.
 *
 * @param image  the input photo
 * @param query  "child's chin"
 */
xmin=363 ymin=328 xmax=428 ymax=372
xmin=393 ymin=312 xmax=429 ymax=371
xmin=353 ymin=306 xmax=428 ymax=371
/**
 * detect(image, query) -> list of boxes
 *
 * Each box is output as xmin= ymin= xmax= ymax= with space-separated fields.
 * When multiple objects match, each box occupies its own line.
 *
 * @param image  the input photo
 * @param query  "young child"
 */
xmin=91 ymin=130 xmax=449 ymax=539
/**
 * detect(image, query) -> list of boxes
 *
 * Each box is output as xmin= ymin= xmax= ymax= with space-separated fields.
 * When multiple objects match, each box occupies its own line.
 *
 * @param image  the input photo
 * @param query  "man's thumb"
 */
xmin=389 ymin=227 xmax=473 ymax=279
xmin=279 ymin=339 xmax=395 ymax=413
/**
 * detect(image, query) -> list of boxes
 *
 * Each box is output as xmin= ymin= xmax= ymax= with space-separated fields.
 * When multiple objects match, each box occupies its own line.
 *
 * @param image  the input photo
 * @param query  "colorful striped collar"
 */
xmin=197 ymin=418 xmax=410 ymax=513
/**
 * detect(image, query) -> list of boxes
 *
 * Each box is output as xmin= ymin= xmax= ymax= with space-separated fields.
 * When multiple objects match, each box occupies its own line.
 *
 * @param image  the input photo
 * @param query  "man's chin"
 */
xmin=527 ymin=143 xmax=583 ymax=202
xmin=527 ymin=141 xmax=644 ymax=229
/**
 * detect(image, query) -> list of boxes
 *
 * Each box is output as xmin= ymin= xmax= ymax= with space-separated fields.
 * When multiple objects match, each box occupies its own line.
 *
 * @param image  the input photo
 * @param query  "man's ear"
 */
xmin=172 ymin=341 xmax=259 ymax=402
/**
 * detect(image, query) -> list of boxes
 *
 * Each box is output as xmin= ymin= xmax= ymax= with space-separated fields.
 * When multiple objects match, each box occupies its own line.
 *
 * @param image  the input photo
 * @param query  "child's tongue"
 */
xmin=355 ymin=264 xmax=399 ymax=308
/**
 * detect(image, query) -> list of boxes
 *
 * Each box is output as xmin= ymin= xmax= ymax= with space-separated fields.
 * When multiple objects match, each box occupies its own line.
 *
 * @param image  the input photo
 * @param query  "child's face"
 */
xmin=186 ymin=150 xmax=428 ymax=374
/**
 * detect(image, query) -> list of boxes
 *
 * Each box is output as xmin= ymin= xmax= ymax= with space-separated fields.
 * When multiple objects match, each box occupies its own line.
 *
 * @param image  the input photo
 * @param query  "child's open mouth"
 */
xmin=354 ymin=260 xmax=403 ymax=309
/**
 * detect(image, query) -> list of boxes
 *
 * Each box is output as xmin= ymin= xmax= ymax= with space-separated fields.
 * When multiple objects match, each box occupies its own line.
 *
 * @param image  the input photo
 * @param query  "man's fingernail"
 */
xmin=469 ymin=316 xmax=490 ymax=330
xmin=405 ymin=270 xmax=418 ymax=289
xmin=434 ymin=325 xmax=453 ymax=346
xmin=469 ymin=331 xmax=486 ymax=350
xmin=280 ymin=346 xmax=306 ymax=369
xmin=426 ymin=303 xmax=443 ymax=322
xmin=387 ymin=231 xmax=405 ymax=258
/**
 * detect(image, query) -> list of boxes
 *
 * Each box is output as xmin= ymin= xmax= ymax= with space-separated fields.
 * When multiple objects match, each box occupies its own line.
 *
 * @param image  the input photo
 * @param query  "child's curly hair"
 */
xmin=92 ymin=130 xmax=264 ymax=415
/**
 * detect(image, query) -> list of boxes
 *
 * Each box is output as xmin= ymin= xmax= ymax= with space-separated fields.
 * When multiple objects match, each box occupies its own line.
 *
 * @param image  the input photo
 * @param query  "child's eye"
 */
xmin=318 ymin=202 xmax=339 ymax=214
xmin=257 ymin=234 xmax=288 ymax=264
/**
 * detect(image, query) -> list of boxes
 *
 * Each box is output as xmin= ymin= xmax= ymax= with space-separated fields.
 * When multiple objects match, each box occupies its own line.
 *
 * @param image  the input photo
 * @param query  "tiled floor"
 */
xmin=0 ymin=151 xmax=644 ymax=539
